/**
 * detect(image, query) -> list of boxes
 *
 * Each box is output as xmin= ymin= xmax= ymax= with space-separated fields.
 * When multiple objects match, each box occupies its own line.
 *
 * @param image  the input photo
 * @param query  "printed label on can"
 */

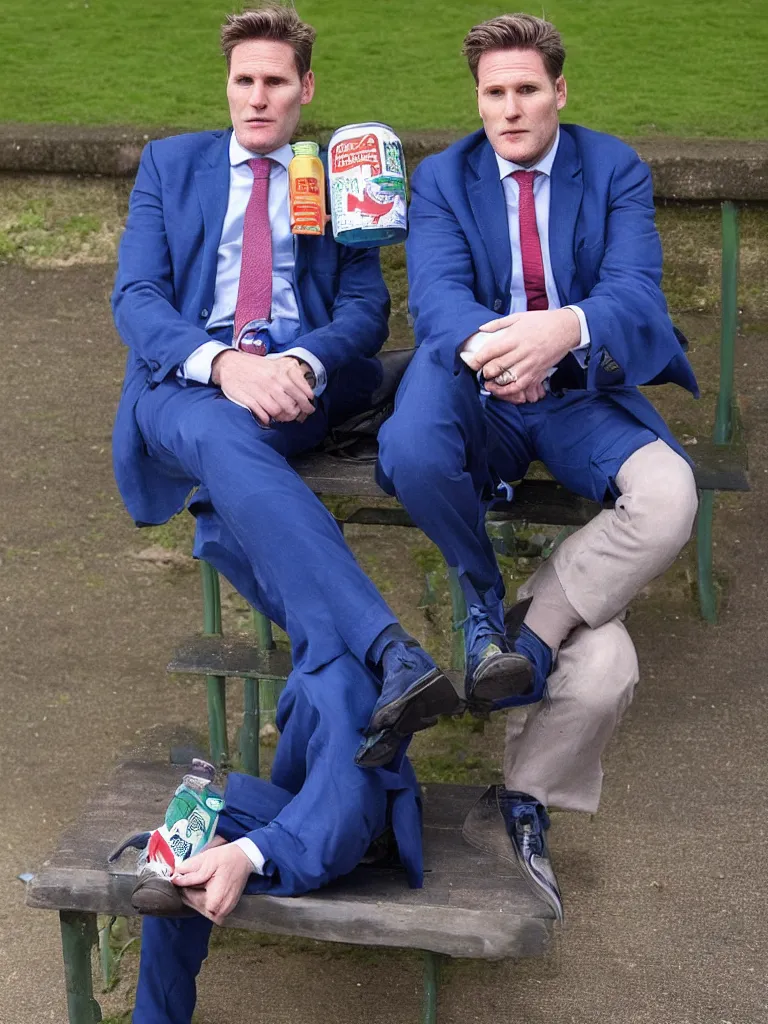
xmin=331 ymin=132 xmax=383 ymax=175
xmin=329 ymin=123 xmax=407 ymax=239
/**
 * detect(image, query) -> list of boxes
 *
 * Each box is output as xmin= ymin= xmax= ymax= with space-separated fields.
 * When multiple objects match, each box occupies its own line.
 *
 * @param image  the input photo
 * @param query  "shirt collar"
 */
xmin=495 ymin=128 xmax=560 ymax=181
xmin=229 ymin=132 xmax=294 ymax=171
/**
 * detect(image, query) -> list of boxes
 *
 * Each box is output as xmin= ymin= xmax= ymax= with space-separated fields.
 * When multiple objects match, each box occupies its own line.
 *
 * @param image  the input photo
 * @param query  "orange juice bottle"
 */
xmin=288 ymin=141 xmax=326 ymax=235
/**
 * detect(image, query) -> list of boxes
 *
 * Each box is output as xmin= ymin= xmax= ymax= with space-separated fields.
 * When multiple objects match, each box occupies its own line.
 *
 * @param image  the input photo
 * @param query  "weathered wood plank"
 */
xmin=167 ymin=635 xmax=292 ymax=679
xmin=27 ymin=762 xmax=554 ymax=959
xmin=291 ymin=446 xmax=748 ymax=525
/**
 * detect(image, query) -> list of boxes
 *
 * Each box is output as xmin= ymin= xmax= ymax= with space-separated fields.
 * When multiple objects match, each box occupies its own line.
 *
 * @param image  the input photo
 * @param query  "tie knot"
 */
xmin=510 ymin=169 xmax=538 ymax=190
xmin=248 ymin=157 xmax=272 ymax=179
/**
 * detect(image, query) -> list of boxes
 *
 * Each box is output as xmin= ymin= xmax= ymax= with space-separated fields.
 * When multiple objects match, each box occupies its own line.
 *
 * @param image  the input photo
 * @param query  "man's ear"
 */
xmin=556 ymin=75 xmax=567 ymax=112
xmin=301 ymin=70 xmax=315 ymax=105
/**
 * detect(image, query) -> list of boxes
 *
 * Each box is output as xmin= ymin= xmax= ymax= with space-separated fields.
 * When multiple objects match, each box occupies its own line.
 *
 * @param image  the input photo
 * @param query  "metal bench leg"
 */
xmin=241 ymin=677 xmax=261 ymax=777
xmin=447 ymin=567 xmax=467 ymax=674
xmin=421 ymin=951 xmax=443 ymax=1024
xmin=201 ymin=562 xmax=229 ymax=765
xmin=253 ymin=609 xmax=281 ymax=734
xmin=696 ymin=201 xmax=739 ymax=622
xmin=60 ymin=911 xmax=102 ymax=1023
xmin=240 ymin=609 xmax=282 ymax=776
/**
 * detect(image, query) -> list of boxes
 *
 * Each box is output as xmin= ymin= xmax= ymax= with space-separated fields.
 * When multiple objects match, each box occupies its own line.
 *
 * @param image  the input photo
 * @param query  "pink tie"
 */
xmin=234 ymin=157 xmax=272 ymax=352
xmin=510 ymin=170 xmax=548 ymax=311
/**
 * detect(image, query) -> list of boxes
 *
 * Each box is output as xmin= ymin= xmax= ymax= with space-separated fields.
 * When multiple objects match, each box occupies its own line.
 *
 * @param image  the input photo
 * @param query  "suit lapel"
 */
xmin=467 ymin=138 xmax=511 ymax=299
xmin=548 ymin=128 xmax=583 ymax=305
xmin=195 ymin=130 xmax=232 ymax=282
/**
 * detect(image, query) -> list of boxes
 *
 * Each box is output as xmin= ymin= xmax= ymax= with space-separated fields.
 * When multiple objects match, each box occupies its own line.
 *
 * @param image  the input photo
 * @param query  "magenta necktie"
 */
xmin=510 ymin=170 xmax=548 ymax=311
xmin=234 ymin=157 xmax=272 ymax=351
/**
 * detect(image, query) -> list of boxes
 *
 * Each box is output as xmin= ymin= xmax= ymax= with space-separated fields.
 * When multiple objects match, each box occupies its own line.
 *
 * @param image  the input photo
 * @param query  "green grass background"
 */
xmin=2 ymin=0 xmax=766 ymax=137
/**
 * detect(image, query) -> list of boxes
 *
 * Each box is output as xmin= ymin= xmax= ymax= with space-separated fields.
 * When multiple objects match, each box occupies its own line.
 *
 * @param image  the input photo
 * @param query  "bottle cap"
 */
xmin=292 ymin=141 xmax=320 ymax=157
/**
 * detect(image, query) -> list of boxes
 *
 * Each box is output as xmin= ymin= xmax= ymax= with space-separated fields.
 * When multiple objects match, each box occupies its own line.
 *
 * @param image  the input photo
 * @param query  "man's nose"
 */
xmin=504 ymin=93 xmax=520 ymax=119
xmin=248 ymin=83 xmax=268 ymax=108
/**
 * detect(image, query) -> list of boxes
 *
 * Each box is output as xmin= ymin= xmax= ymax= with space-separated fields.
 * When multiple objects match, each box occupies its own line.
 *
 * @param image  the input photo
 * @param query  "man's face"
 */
xmin=476 ymin=48 xmax=566 ymax=165
xmin=227 ymin=39 xmax=314 ymax=153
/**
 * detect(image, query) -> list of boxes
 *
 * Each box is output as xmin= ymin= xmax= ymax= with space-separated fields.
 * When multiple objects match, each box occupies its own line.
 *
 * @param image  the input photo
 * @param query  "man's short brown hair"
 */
xmin=462 ymin=13 xmax=565 ymax=84
xmin=221 ymin=3 xmax=316 ymax=78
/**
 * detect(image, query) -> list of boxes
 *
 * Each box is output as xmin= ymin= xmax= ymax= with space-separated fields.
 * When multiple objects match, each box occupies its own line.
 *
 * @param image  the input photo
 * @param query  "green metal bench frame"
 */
xmin=697 ymin=201 xmax=742 ymax=621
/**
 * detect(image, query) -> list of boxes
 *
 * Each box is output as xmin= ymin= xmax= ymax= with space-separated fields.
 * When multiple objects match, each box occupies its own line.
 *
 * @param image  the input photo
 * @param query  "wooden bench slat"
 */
xmin=683 ymin=438 xmax=749 ymax=491
xmin=27 ymin=761 xmax=554 ymax=959
xmin=168 ymin=638 xmax=466 ymax=692
xmin=290 ymin=445 xmax=749 ymax=515
xmin=167 ymin=635 xmax=293 ymax=679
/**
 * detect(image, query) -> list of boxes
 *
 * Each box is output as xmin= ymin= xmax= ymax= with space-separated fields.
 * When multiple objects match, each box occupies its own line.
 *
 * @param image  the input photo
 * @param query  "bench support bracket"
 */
xmin=59 ymin=911 xmax=102 ymax=1024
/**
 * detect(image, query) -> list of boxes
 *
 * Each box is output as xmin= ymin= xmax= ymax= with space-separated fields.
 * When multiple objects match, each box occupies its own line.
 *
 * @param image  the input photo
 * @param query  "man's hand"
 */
xmin=172 ymin=842 xmax=253 ymax=925
xmin=463 ymin=308 xmax=581 ymax=405
xmin=212 ymin=350 xmax=316 ymax=426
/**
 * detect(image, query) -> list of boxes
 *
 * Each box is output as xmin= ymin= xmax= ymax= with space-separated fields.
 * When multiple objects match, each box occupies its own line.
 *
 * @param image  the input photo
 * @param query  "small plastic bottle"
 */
xmin=288 ymin=141 xmax=327 ymax=235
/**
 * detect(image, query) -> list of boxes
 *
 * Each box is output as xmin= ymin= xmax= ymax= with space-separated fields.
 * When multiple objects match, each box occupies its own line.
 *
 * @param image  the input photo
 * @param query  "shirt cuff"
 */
xmin=459 ymin=331 xmax=488 ymax=358
xmin=564 ymin=305 xmax=591 ymax=369
xmin=179 ymin=340 xmax=232 ymax=384
xmin=266 ymin=347 xmax=327 ymax=396
xmin=233 ymin=837 xmax=265 ymax=874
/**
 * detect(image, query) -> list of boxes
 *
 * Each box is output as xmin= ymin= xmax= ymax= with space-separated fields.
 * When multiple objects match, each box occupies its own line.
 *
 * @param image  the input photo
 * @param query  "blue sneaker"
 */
xmin=462 ymin=785 xmax=563 ymax=923
xmin=490 ymin=622 xmax=553 ymax=711
xmin=355 ymin=642 xmax=461 ymax=768
xmin=464 ymin=603 xmax=535 ymax=711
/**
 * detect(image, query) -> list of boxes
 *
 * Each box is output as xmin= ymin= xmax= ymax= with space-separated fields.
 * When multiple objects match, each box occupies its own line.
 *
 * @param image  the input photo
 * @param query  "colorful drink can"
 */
xmin=328 ymin=122 xmax=408 ymax=248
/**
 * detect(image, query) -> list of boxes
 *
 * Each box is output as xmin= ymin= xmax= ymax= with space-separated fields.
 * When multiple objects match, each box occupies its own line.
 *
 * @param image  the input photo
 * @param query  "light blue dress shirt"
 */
xmin=462 ymin=130 xmax=590 ymax=374
xmin=495 ymin=130 xmax=590 ymax=366
xmin=181 ymin=134 xmax=327 ymax=394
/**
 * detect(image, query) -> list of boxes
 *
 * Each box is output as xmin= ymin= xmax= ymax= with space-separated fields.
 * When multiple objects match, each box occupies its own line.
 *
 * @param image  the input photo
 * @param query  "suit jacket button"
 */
xmin=200 ymin=308 xmax=210 ymax=319
xmin=493 ymin=299 xmax=502 ymax=311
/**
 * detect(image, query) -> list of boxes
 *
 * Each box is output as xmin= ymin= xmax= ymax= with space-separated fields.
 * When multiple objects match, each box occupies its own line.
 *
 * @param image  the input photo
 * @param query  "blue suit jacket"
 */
xmin=405 ymin=124 xmax=698 ymax=399
xmin=112 ymin=129 xmax=390 ymax=525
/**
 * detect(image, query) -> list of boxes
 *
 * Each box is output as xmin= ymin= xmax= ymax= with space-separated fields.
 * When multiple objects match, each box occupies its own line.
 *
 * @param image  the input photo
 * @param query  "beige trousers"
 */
xmin=504 ymin=440 xmax=698 ymax=813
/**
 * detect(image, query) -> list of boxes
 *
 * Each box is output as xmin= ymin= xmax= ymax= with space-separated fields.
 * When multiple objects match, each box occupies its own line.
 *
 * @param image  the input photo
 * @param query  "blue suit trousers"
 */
xmin=133 ymin=651 xmax=422 ymax=1023
xmin=135 ymin=379 xmax=397 ymax=671
xmin=376 ymin=349 xmax=675 ymax=603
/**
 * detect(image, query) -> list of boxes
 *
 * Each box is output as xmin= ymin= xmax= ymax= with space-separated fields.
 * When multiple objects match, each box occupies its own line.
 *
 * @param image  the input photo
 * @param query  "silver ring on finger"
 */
xmin=493 ymin=366 xmax=518 ymax=386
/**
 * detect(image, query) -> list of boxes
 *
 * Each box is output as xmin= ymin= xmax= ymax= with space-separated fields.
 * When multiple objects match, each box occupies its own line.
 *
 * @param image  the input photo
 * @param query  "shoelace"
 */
xmin=459 ymin=604 xmax=505 ymax=648
xmin=511 ymin=807 xmax=544 ymax=857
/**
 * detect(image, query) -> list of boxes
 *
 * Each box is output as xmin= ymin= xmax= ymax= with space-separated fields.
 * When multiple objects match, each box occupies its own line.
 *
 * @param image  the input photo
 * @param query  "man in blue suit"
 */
xmin=111 ymin=5 xmax=456 ymax=1020
xmin=377 ymin=13 xmax=699 ymax=919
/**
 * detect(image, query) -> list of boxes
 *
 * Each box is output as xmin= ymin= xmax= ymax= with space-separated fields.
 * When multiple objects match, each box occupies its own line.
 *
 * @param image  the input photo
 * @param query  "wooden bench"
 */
xmin=27 ymin=761 xmax=554 ymax=1024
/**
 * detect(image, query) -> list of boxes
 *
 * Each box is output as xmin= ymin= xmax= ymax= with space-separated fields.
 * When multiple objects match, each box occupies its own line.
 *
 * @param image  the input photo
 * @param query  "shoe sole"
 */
xmin=356 ymin=670 xmax=462 ymax=769
xmin=131 ymin=875 xmax=193 ymax=917
xmin=467 ymin=652 xmax=534 ymax=709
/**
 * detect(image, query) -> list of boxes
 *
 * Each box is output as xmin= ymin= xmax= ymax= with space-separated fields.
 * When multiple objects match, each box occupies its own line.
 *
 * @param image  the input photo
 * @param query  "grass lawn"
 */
xmin=1 ymin=0 xmax=766 ymax=137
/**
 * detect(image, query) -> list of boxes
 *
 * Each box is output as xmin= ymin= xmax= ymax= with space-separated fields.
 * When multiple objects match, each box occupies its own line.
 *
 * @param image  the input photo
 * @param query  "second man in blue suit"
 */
xmin=377 ymin=13 xmax=699 ymax=920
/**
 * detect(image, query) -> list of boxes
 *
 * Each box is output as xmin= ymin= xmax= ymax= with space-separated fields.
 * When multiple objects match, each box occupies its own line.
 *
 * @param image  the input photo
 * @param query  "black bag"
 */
xmin=323 ymin=348 xmax=414 ymax=461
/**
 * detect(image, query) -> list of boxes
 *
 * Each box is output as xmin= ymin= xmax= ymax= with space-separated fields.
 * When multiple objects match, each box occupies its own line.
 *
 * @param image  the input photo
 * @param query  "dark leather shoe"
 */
xmin=462 ymin=785 xmax=563 ymax=923
xmin=356 ymin=644 xmax=461 ymax=768
xmin=464 ymin=604 xmax=534 ymax=711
